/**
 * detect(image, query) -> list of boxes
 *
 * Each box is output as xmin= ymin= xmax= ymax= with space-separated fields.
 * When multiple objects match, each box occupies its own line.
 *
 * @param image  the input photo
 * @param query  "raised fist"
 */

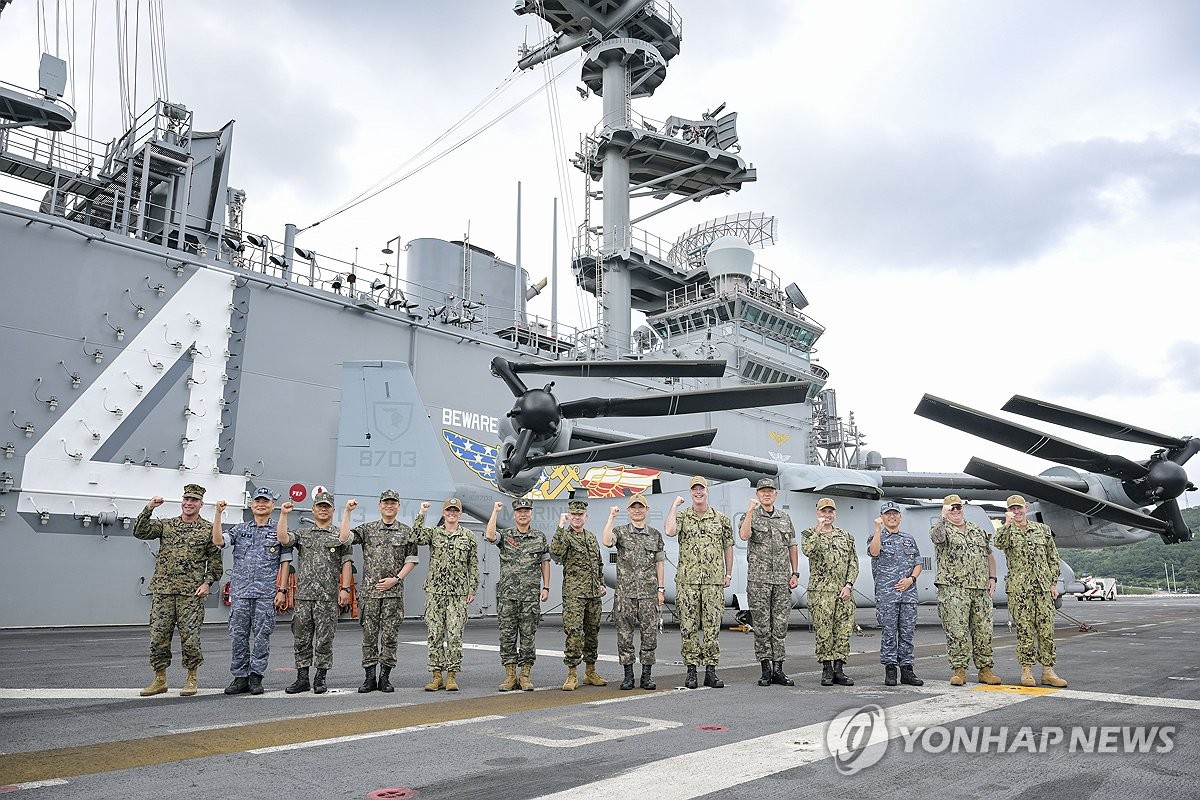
xmin=281 ymin=501 xmax=295 ymax=513
xmin=215 ymin=500 xmax=228 ymax=513
xmin=148 ymin=496 xmax=164 ymax=508
xmin=494 ymin=502 xmax=504 ymax=513
xmin=748 ymin=499 xmax=760 ymax=511
xmin=673 ymin=496 xmax=686 ymax=507
xmin=345 ymin=498 xmax=358 ymax=511
xmin=874 ymin=516 xmax=883 ymax=528
xmin=610 ymin=506 xmax=620 ymax=517
xmin=1005 ymin=510 xmax=1015 ymax=525
xmin=420 ymin=501 xmax=432 ymax=513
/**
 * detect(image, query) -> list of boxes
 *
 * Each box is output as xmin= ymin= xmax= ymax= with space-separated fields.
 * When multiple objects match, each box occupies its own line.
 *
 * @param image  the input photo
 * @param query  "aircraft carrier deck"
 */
xmin=2 ymin=597 xmax=1197 ymax=798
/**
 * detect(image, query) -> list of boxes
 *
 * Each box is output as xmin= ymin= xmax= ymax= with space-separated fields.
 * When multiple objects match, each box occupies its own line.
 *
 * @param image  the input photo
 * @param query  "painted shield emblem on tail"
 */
xmin=373 ymin=402 xmax=412 ymax=441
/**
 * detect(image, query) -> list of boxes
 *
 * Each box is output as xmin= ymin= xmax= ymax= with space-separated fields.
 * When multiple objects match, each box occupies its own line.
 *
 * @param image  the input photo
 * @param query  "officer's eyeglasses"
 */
xmin=948 ymin=504 xmax=963 ymax=511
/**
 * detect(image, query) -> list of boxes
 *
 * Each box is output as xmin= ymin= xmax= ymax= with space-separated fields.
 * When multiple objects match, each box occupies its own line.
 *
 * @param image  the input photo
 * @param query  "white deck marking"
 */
xmin=401 ymin=640 xmax=620 ymax=662
xmin=248 ymin=714 xmax=505 ymax=754
xmin=498 ymin=715 xmax=682 ymax=748
xmin=0 ymin=779 xmax=70 ymax=791
xmin=1045 ymin=688 xmax=1200 ymax=711
xmin=168 ymin=704 xmax=413 ymax=734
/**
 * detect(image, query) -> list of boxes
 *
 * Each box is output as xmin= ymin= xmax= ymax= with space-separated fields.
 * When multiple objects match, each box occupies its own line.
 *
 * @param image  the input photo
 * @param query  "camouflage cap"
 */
xmin=943 ymin=494 xmax=966 ymax=507
xmin=756 ymin=478 xmax=778 ymax=490
xmin=880 ymin=501 xmax=902 ymax=514
xmin=1006 ymin=494 xmax=1027 ymax=508
xmin=816 ymin=497 xmax=837 ymax=510
xmin=379 ymin=489 xmax=400 ymax=502
xmin=313 ymin=490 xmax=334 ymax=507
xmin=689 ymin=475 xmax=708 ymax=488
xmin=443 ymin=497 xmax=463 ymax=511
xmin=251 ymin=486 xmax=275 ymax=501
xmin=181 ymin=483 xmax=206 ymax=500
xmin=627 ymin=492 xmax=648 ymax=508
xmin=512 ymin=497 xmax=534 ymax=511
xmin=567 ymin=499 xmax=589 ymax=513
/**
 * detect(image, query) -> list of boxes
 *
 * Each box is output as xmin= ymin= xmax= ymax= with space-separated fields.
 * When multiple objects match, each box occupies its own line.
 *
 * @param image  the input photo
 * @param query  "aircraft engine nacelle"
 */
xmin=1035 ymin=466 xmax=1154 ymax=548
xmin=496 ymin=416 xmax=573 ymax=496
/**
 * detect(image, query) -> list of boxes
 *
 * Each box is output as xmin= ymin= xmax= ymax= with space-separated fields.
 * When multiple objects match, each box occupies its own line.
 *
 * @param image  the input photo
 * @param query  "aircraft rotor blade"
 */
xmin=1002 ymin=395 xmax=1187 ymax=449
xmin=963 ymin=457 xmax=1167 ymax=534
xmin=561 ymin=381 xmax=809 ymax=420
xmin=916 ymin=394 xmax=1147 ymax=481
xmin=1150 ymin=499 xmax=1194 ymax=544
xmin=490 ymin=357 xmax=529 ymax=397
xmin=522 ymin=428 xmax=719 ymax=470
xmin=511 ymin=359 xmax=727 ymax=378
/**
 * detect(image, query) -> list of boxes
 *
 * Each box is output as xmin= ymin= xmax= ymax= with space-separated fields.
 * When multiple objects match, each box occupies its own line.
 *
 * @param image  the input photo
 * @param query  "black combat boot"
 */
xmin=312 ymin=668 xmax=328 ymax=694
xmin=224 ymin=675 xmax=250 ymax=695
xmin=772 ymin=661 xmax=794 ymax=687
xmin=285 ymin=667 xmax=310 ymax=694
xmin=685 ymin=665 xmax=698 ymax=689
xmin=620 ymin=664 xmax=635 ymax=690
xmin=758 ymin=659 xmax=773 ymax=687
xmin=640 ymin=664 xmax=656 ymax=690
xmin=378 ymin=665 xmax=395 ymax=693
xmin=703 ymin=665 xmax=724 ymax=688
xmin=832 ymin=660 xmax=854 ymax=686
xmin=248 ymin=673 xmax=264 ymax=695
xmin=900 ymin=665 xmax=924 ymax=686
xmin=884 ymin=665 xmax=898 ymax=686
xmin=358 ymin=665 xmax=377 ymax=693
xmin=820 ymin=661 xmax=834 ymax=687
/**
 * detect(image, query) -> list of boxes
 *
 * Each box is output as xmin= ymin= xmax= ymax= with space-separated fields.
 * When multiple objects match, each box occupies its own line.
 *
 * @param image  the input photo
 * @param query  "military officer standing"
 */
xmin=867 ymin=501 xmax=923 ymax=686
xmin=739 ymin=478 xmax=799 ymax=687
xmin=995 ymin=495 xmax=1068 ymax=688
xmin=134 ymin=483 xmax=222 ymax=697
xmin=276 ymin=490 xmax=353 ymax=694
xmin=665 ymin=477 xmax=733 ymax=689
xmin=345 ymin=489 xmax=419 ymax=693
xmin=412 ymin=498 xmax=479 ymax=691
xmin=484 ymin=498 xmax=550 ymax=691
xmin=930 ymin=494 xmax=1001 ymax=686
xmin=802 ymin=498 xmax=858 ymax=687
xmin=602 ymin=493 xmax=666 ymax=690
xmin=213 ymin=487 xmax=286 ymax=695
xmin=551 ymin=499 xmax=608 ymax=691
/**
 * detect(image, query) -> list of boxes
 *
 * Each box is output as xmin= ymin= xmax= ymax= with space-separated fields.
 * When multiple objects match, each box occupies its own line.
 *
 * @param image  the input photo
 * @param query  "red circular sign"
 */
xmin=289 ymin=483 xmax=307 ymax=502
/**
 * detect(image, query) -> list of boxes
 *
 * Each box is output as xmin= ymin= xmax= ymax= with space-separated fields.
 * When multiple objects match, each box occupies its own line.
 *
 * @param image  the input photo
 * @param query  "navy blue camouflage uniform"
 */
xmin=871 ymin=528 xmax=922 ymax=667
xmin=220 ymin=520 xmax=283 ymax=678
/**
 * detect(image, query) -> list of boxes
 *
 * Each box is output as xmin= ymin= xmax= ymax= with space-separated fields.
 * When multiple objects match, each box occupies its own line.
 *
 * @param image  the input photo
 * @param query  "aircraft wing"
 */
xmin=569 ymin=424 xmax=781 ymax=483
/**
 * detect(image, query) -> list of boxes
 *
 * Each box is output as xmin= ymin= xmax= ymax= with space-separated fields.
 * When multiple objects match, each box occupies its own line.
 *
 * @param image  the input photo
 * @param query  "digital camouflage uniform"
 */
xmin=802 ymin=526 xmax=858 ymax=662
xmin=134 ymin=507 xmax=222 ymax=672
xmin=352 ymin=519 xmax=419 ymax=669
xmin=870 ymin=528 xmax=922 ymax=666
xmin=492 ymin=525 xmax=549 ymax=666
xmin=930 ymin=518 xmax=994 ymax=669
xmin=288 ymin=525 xmax=353 ymax=670
xmin=220 ymin=519 xmax=283 ymax=677
xmin=996 ymin=520 xmax=1060 ymax=666
xmin=551 ymin=523 xmax=605 ymax=666
xmin=611 ymin=523 xmax=665 ymax=665
xmin=675 ymin=508 xmax=734 ymax=666
xmin=745 ymin=506 xmax=796 ymax=662
xmin=412 ymin=512 xmax=479 ymax=673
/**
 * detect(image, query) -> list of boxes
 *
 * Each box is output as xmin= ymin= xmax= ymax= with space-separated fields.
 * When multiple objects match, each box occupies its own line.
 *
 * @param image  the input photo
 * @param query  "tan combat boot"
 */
xmin=445 ymin=671 xmax=459 ymax=691
xmin=1041 ymin=666 xmax=1068 ymax=687
xmin=498 ymin=664 xmax=518 ymax=692
xmin=949 ymin=667 xmax=967 ymax=686
xmin=583 ymin=663 xmax=607 ymax=686
xmin=977 ymin=667 xmax=1001 ymax=685
xmin=424 ymin=670 xmax=443 ymax=692
xmin=562 ymin=666 xmax=578 ymax=691
xmin=1020 ymin=665 xmax=1036 ymax=687
xmin=140 ymin=671 xmax=168 ymax=697
xmin=518 ymin=665 xmax=533 ymax=691
xmin=180 ymin=668 xmax=199 ymax=697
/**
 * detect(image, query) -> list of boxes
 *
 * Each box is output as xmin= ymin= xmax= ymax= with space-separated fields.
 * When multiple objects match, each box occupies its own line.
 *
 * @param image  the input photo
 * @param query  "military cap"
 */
xmin=567 ymin=499 xmax=589 ymax=513
xmin=443 ymin=497 xmax=463 ymax=511
xmin=379 ymin=489 xmax=400 ymax=502
xmin=251 ymin=486 xmax=275 ymax=501
xmin=943 ymin=494 xmax=966 ymax=507
xmin=756 ymin=478 xmax=778 ymax=490
xmin=880 ymin=501 xmax=902 ymax=515
xmin=512 ymin=497 xmax=534 ymax=510
xmin=313 ymin=490 xmax=334 ymax=507
xmin=689 ymin=475 xmax=708 ymax=488
xmin=627 ymin=492 xmax=648 ymax=508
xmin=816 ymin=497 xmax=837 ymax=511
xmin=181 ymin=483 xmax=206 ymax=500
xmin=1006 ymin=495 xmax=1027 ymax=508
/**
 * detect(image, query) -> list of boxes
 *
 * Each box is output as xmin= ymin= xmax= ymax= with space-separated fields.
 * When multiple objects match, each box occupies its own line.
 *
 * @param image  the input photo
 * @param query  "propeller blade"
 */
xmin=501 ymin=427 xmax=538 ymax=478
xmin=522 ymin=428 xmax=719 ymax=470
xmin=511 ymin=359 xmax=727 ymax=378
xmin=963 ymin=457 xmax=1167 ymax=534
xmin=1002 ymin=395 xmax=1187 ymax=449
xmin=561 ymin=381 xmax=809 ymax=420
xmin=915 ymin=395 xmax=1147 ymax=481
xmin=490 ymin=357 xmax=529 ymax=397
xmin=1150 ymin=499 xmax=1194 ymax=544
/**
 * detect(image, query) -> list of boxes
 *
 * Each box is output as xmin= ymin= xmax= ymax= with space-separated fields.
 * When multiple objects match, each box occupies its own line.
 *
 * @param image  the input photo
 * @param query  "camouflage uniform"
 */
xmin=492 ymin=525 xmax=549 ymax=666
xmin=551 ymin=523 xmax=604 ymax=667
xmin=802 ymin=526 xmax=858 ymax=662
xmin=134 ymin=507 xmax=222 ymax=672
xmin=996 ymin=520 xmax=1060 ymax=666
xmin=352 ymin=519 xmax=419 ymax=668
xmin=219 ymin=519 xmax=283 ymax=678
xmin=611 ymin=523 xmax=666 ymax=665
xmin=675 ymin=508 xmax=734 ymax=666
xmin=745 ymin=506 xmax=796 ymax=662
xmin=289 ymin=525 xmax=353 ymax=670
xmin=412 ymin=512 xmax=479 ymax=673
xmin=870 ymin=528 xmax=922 ymax=666
xmin=930 ymin=518 xmax=994 ymax=669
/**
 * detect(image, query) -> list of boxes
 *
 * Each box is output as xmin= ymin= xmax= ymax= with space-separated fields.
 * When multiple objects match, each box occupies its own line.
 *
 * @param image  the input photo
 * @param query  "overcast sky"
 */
xmin=2 ymin=0 xmax=1197 ymax=506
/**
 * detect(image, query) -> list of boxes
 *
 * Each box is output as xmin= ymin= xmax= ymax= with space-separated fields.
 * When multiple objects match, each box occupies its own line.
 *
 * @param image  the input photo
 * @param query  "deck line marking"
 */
xmin=248 ymin=714 xmax=505 ymax=754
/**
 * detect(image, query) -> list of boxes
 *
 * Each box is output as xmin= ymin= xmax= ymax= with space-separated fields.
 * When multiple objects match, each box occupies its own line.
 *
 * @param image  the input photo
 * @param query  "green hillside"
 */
xmin=1059 ymin=506 xmax=1200 ymax=592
